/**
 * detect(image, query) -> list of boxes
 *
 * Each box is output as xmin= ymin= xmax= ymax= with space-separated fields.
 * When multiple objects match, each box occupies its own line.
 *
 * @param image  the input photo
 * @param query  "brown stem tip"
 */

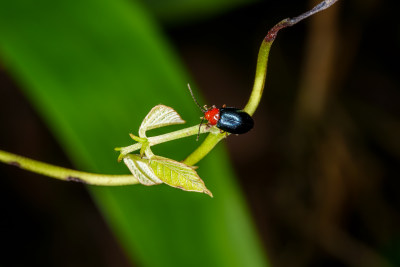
xmin=264 ymin=0 xmax=340 ymax=42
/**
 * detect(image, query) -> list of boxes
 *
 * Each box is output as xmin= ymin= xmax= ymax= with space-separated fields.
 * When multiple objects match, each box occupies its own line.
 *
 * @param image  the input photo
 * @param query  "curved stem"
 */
xmin=0 ymin=149 xmax=138 ymax=185
xmin=183 ymin=133 xmax=225 ymax=166
xmin=243 ymin=39 xmax=273 ymax=116
xmin=183 ymin=0 xmax=340 ymax=166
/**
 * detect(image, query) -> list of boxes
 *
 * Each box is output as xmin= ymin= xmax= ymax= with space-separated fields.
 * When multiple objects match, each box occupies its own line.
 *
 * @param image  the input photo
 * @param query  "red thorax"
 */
xmin=204 ymin=108 xmax=220 ymax=125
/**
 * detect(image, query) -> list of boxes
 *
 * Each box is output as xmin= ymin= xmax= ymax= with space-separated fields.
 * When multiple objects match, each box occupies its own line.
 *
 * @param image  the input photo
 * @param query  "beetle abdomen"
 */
xmin=217 ymin=108 xmax=254 ymax=134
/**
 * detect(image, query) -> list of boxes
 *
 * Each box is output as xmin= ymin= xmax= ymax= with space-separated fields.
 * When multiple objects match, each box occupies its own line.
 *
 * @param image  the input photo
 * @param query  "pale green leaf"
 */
xmin=150 ymin=155 xmax=213 ymax=197
xmin=123 ymin=154 xmax=162 ymax=186
xmin=139 ymin=105 xmax=185 ymax=138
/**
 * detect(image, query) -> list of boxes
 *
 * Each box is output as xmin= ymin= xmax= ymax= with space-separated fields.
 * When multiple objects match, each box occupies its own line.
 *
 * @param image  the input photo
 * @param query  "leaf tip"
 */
xmin=204 ymin=189 xmax=213 ymax=198
xmin=117 ymin=153 xmax=124 ymax=162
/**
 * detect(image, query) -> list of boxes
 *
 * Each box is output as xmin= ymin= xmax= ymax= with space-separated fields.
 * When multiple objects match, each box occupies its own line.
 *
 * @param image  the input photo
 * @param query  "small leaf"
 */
xmin=149 ymin=156 xmax=213 ymax=197
xmin=139 ymin=105 xmax=185 ymax=138
xmin=122 ymin=154 xmax=212 ymax=197
xmin=123 ymin=155 xmax=162 ymax=186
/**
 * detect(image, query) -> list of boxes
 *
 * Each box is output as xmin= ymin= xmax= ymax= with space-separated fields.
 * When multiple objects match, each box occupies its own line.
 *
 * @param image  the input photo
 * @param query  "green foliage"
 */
xmin=139 ymin=105 xmax=186 ymax=137
xmin=0 ymin=0 xmax=267 ymax=266
xmin=119 ymin=105 xmax=212 ymax=195
xmin=149 ymin=155 xmax=212 ymax=196
xmin=123 ymin=155 xmax=163 ymax=186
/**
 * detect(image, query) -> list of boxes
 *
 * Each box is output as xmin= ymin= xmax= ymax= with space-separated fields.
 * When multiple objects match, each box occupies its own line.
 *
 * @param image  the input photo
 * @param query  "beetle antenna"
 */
xmin=187 ymin=83 xmax=206 ymax=113
xmin=197 ymin=117 xmax=205 ymax=141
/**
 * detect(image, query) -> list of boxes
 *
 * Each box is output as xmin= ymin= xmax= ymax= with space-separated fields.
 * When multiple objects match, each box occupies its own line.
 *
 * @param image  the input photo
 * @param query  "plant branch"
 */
xmin=116 ymin=124 xmax=216 ymax=160
xmin=0 ymin=149 xmax=138 ymax=185
xmin=183 ymin=133 xmax=225 ymax=166
xmin=184 ymin=0 xmax=340 ymax=166
xmin=0 ymin=123 xmax=216 ymax=184
xmin=244 ymin=0 xmax=340 ymax=115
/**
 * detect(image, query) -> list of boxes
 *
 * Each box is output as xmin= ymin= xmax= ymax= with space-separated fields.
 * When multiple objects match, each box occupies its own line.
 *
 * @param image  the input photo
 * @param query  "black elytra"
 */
xmin=217 ymin=107 xmax=254 ymax=134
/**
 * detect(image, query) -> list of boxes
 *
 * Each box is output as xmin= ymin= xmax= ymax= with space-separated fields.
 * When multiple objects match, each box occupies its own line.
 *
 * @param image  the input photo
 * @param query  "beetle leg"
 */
xmin=221 ymin=131 xmax=229 ymax=138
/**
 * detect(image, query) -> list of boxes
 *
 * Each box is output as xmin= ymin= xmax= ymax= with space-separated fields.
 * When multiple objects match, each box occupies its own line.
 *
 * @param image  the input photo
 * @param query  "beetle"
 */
xmin=187 ymin=84 xmax=254 ymax=140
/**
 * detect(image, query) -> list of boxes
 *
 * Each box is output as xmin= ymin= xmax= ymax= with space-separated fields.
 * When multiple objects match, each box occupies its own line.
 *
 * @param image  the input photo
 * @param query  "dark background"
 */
xmin=1 ymin=0 xmax=399 ymax=266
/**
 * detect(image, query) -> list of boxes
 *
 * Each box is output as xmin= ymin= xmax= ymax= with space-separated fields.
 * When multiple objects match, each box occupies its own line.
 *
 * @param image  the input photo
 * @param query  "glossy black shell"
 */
xmin=216 ymin=107 xmax=254 ymax=134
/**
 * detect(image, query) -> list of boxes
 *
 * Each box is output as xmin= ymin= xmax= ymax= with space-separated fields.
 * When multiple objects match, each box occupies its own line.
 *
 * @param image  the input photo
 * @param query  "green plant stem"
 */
xmin=0 ymin=124 xmax=215 ymax=184
xmin=183 ymin=36 xmax=274 ymax=166
xmin=117 ymin=124 xmax=214 ymax=158
xmin=183 ymin=37 xmax=274 ymax=166
xmin=183 ymin=0 xmax=340 ymax=166
xmin=183 ymin=20 xmax=279 ymax=166
xmin=183 ymin=133 xmax=225 ymax=166
xmin=243 ymin=40 xmax=272 ymax=116
xmin=0 ymin=149 xmax=137 ymax=185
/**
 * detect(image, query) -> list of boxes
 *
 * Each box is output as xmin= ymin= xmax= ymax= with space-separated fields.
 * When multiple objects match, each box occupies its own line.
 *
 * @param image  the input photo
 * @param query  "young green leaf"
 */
xmin=123 ymin=154 xmax=212 ymax=197
xmin=123 ymin=154 xmax=162 ymax=186
xmin=139 ymin=105 xmax=185 ymax=138
xmin=149 ymin=156 xmax=213 ymax=197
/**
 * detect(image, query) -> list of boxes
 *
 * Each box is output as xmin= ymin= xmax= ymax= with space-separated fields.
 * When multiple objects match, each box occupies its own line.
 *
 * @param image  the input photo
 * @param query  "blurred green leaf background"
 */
xmin=0 ymin=0 xmax=267 ymax=266
xmin=1 ymin=0 xmax=400 ymax=266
